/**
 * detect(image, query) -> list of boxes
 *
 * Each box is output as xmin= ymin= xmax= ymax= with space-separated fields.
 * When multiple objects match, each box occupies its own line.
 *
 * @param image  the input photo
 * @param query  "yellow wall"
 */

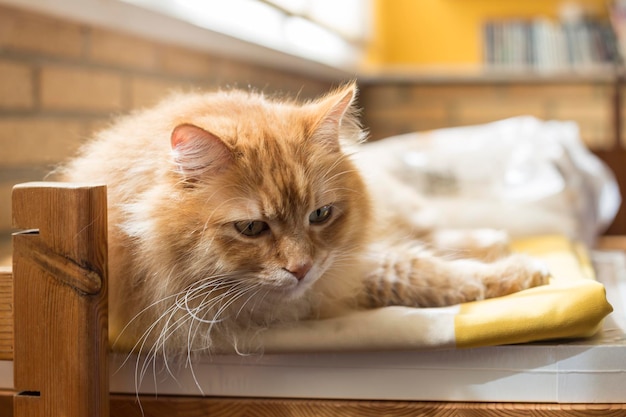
xmin=368 ymin=0 xmax=608 ymax=66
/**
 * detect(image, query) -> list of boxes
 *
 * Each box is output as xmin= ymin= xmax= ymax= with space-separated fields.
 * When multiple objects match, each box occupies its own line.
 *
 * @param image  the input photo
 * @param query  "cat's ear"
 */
xmin=313 ymin=82 xmax=361 ymax=150
xmin=171 ymin=123 xmax=232 ymax=180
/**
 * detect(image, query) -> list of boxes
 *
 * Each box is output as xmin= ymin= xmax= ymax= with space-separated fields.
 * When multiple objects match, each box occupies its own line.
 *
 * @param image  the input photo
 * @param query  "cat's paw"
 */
xmin=483 ymin=254 xmax=550 ymax=299
xmin=525 ymin=257 xmax=551 ymax=287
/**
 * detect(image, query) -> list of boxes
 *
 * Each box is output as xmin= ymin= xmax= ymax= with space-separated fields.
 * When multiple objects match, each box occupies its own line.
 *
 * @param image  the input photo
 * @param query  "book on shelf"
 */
xmin=609 ymin=0 xmax=626 ymax=66
xmin=482 ymin=16 xmax=619 ymax=73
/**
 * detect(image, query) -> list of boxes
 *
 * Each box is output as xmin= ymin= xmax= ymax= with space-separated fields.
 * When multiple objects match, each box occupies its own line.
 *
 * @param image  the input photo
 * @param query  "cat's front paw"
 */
xmin=525 ymin=257 xmax=551 ymax=288
xmin=484 ymin=254 xmax=550 ymax=299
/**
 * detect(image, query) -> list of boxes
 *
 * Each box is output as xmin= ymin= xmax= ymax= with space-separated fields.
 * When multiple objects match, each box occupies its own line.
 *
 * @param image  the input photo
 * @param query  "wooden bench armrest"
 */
xmin=11 ymin=182 xmax=109 ymax=417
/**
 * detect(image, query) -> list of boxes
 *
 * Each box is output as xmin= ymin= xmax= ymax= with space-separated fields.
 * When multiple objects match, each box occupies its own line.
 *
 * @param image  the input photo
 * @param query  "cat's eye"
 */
xmin=234 ymin=220 xmax=269 ymax=237
xmin=309 ymin=205 xmax=333 ymax=225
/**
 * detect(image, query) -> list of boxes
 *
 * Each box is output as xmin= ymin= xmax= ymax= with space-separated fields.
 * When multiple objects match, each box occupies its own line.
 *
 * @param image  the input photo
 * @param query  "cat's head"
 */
xmin=152 ymin=83 xmax=371 ymax=323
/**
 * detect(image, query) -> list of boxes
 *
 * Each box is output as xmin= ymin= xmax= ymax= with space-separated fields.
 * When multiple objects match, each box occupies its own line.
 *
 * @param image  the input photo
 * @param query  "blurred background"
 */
xmin=2 ymin=0 xmax=626 ymax=262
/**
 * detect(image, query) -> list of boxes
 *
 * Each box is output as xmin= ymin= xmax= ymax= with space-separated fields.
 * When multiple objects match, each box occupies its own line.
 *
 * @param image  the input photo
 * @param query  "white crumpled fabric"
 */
xmin=357 ymin=116 xmax=621 ymax=247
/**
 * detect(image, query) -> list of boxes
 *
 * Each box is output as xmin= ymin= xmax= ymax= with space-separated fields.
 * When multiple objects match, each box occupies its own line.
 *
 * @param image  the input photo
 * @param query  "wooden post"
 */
xmin=0 ymin=267 xmax=13 ymax=361
xmin=12 ymin=182 xmax=109 ymax=417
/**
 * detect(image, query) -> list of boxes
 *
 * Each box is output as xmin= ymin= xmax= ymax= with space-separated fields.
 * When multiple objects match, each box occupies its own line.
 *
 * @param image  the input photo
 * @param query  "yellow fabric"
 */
xmin=455 ymin=235 xmax=613 ymax=348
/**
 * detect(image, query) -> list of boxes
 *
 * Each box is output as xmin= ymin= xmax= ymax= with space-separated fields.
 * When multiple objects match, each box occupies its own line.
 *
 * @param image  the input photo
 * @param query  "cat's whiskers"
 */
xmin=178 ymin=279 xmax=238 ymax=323
xmin=320 ymin=186 xmax=362 ymax=197
xmin=132 ymin=275 xmax=260 ymax=397
xmin=183 ymin=281 xmax=265 ymax=394
xmin=122 ymin=275 xmax=236 ymax=357
xmin=145 ymin=274 xmax=266 ymax=351
xmin=326 ymin=250 xmax=362 ymax=266
xmin=114 ymin=289 xmax=182 ymax=355
xmin=187 ymin=281 xmax=267 ymax=359
xmin=130 ymin=270 xmax=309 ymax=406
xmin=239 ymin=286 xmax=273 ymax=322
xmin=231 ymin=282 xmax=267 ymax=319
xmin=133 ymin=304 xmax=180 ymax=396
xmin=185 ymin=277 xmax=292 ymax=389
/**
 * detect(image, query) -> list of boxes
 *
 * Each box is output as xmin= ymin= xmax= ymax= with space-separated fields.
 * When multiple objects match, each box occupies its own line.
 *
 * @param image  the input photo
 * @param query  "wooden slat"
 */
xmin=0 ymin=267 xmax=12 ymax=361
xmin=12 ymin=182 xmax=109 ymax=417
xmin=109 ymin=396 xmax=626 ymax=417
xmin=0 ymin=390 xmax=15 ymax=417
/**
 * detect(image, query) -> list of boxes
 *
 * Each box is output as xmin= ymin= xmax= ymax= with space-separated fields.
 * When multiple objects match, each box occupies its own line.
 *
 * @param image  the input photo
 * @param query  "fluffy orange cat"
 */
xmin=58 ymin=82 xmax=548 ymax=356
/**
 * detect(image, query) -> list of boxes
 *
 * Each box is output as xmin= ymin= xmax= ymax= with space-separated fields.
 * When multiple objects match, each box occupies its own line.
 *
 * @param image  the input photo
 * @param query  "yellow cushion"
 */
xmin=455 ymin=235 xmax=613 ymax=348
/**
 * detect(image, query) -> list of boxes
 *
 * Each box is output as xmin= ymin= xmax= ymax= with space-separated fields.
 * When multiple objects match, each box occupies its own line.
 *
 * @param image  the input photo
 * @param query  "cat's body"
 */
xmin=58 ymin=83 xmax=548 ymax=355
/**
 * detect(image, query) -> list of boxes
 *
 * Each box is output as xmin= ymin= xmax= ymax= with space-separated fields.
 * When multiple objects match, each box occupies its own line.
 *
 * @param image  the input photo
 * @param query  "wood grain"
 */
xmin=11 ymin=182 xmax=109 ymax=417
xmin=110 ymin=396 xmax=626 ymax=417
xmin=0 ymin=267 xmax=13 ymax=361
xmin=0 ymin=390 xmax=15 ymax=417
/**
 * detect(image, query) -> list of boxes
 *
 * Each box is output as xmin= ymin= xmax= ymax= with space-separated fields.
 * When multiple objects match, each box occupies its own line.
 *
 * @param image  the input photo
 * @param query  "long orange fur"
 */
xmin=58 ymin=83 xmax=548 ymax=356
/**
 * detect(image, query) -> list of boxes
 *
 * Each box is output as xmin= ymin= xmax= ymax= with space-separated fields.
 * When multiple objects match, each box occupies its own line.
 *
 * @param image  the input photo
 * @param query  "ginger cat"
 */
xmin=58 ymin=82 xmax=548 ymax=356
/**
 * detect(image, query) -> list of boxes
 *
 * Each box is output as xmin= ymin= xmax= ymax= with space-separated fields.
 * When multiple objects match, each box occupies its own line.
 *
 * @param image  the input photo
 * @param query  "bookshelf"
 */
xmin=367 ymin=0 xmax=617 ymax=79
xmin=482 ymin=17 xmax=618 ymax=73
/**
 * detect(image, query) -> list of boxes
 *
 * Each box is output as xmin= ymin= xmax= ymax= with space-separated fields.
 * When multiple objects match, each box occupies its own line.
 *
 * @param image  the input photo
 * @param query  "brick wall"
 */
xmin=359 ymin=81 xmax=616 ymax=149
xmin=0 ymin=4 xmax=333 ymax=241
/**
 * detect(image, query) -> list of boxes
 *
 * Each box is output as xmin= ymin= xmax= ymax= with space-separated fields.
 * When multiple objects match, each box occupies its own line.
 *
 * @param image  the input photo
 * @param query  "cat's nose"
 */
xmin=284 ymin=261 xmax=313 ymax=281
